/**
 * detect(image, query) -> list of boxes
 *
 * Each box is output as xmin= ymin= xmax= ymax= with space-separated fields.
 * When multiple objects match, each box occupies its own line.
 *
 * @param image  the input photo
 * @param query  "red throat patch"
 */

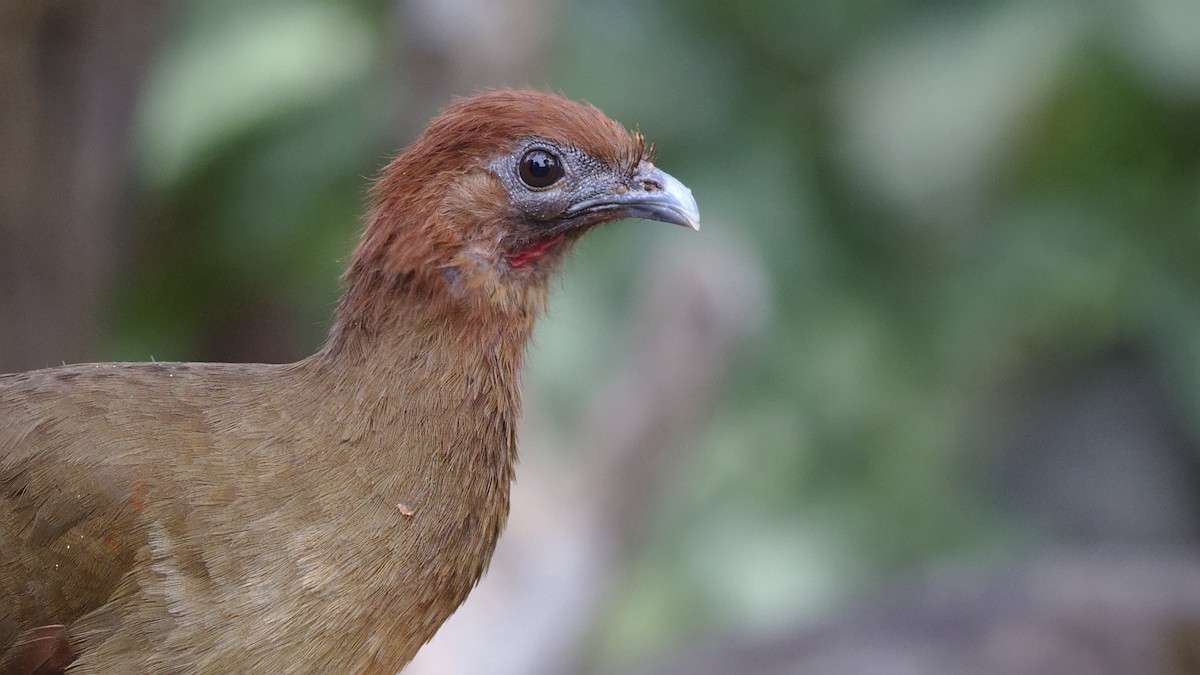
xmin=507 ymin=233 xmax=566 ymax=268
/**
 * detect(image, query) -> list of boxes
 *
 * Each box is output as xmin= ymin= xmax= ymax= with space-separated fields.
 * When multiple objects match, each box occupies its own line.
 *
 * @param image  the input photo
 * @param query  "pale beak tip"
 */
xmin=659 ymin=170 xmax=701 ymax=232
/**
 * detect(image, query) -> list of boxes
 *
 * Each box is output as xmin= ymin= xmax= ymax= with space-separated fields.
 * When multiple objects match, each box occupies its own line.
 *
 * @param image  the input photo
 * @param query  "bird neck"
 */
xmin=320 ymin=264 xmax=542 ymax=367
xmin=281 ymin=280 xmax=535 ymax=666
xmin=310 ymin=263 xmax=540 ymax=472
xmin=307 ymin=209 xmax=547 ymax=475
xmin=302 ymin=273 xmax=535 ymax=521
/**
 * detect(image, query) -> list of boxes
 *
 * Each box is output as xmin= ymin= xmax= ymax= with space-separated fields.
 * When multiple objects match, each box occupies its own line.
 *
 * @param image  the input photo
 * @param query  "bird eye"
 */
xmin=518 ymin=149 xmax=563 ymax=189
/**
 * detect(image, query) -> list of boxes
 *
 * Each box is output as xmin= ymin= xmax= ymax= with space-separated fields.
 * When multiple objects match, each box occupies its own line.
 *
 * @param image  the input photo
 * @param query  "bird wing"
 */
xmin=0 ymin=370 xmax=147 ymax=672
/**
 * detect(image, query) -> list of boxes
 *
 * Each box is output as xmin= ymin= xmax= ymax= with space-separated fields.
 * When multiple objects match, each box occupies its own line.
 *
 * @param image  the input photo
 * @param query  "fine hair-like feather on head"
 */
xmin=408 ymin=90 xmax=650 ymax=170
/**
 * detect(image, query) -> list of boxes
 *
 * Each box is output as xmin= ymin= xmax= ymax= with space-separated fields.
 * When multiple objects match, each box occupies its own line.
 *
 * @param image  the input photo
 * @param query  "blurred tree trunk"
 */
xmin=0 ymin=0 xmax=165 ymax=372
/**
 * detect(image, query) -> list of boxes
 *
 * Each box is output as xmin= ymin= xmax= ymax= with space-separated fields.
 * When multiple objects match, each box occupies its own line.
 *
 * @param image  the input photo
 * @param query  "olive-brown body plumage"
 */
xmin=0 ymin=90 xmax=698 ymax=673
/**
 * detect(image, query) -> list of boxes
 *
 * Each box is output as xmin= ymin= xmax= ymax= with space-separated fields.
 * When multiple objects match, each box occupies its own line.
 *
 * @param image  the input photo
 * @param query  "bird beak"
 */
xmin=568 ymin=165 xmax=701 ymax=231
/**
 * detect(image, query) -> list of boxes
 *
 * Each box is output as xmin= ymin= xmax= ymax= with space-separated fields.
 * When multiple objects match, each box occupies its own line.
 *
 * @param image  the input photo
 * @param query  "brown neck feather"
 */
xmin=320 ymin=213 xmax=544 ymax=365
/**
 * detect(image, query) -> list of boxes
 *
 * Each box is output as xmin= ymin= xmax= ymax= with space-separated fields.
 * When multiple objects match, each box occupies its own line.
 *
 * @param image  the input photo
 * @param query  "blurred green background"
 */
xmin=3 ymin=0 xmax=1200 ymax=672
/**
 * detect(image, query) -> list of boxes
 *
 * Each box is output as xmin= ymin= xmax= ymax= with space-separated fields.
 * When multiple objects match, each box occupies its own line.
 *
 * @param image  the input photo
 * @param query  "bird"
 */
xmin=0 ymin=89 xmax=699 ymax=674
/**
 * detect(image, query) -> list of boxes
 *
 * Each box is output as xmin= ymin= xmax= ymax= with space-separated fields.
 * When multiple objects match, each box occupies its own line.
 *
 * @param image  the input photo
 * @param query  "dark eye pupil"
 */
xmin=519 ymin=150 xmax=562 ymax=188
xmin=528 ymin=155 xmax=552 ymax=177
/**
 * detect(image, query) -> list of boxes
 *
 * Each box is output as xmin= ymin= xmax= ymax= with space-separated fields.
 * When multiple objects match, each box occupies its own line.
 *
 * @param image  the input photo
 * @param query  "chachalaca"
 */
xmin=0 ymin=89 xmax=699 ymax=673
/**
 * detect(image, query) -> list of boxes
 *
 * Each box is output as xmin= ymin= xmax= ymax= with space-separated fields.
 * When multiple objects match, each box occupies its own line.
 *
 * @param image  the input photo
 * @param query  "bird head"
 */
xmin=343 ymin=90 xmax=699 ymax=322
